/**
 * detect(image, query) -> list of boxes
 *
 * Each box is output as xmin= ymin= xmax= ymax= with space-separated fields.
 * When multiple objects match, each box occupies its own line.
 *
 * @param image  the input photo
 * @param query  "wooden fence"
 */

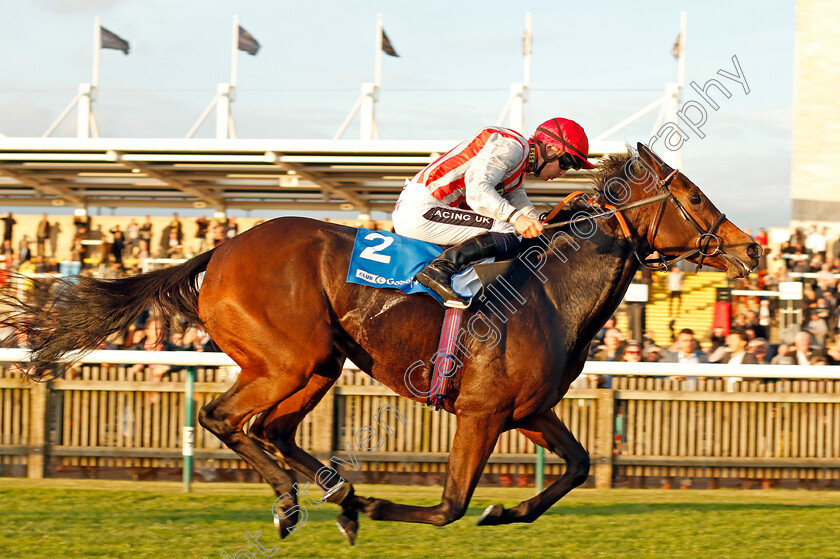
xmin=1 ymin=363 xmax=840 ymax=486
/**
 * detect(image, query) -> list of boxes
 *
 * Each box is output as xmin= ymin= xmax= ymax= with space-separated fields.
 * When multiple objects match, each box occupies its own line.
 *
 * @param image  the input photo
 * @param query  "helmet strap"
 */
xmin=533 ymin=140 xmax=559 ymax=177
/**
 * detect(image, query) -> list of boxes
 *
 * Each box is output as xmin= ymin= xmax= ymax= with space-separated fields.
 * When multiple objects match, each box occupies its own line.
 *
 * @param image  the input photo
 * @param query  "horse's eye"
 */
xmin=689 ymin=193 xmax=702 ymax=205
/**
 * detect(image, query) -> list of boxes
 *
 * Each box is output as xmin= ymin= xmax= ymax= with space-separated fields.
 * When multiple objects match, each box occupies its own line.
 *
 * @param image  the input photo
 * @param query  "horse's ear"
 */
xmin=636 ymin=142 xmax=672 ymax=176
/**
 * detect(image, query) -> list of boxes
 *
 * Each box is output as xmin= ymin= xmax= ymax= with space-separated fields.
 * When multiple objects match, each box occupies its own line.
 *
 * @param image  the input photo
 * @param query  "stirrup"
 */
xmin=444 ymin=297 xmax=470 ymax=309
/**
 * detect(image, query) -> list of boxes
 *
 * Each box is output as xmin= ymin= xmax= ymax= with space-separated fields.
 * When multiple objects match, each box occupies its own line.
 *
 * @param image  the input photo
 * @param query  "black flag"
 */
xmin=238 ymin=26 xmax=260 ymax=55
xmin=101 ymin=26 xmax=129 ymax=55
xmin=671 ymin=32 xmax=682 ymax=60
xmin=381 ymin=29 xmax=399 ymax=57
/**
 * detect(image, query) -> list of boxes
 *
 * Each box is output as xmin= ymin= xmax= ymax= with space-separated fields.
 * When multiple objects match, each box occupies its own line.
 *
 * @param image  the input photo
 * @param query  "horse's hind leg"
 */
xmin=477 ymin=409 xmax=589 ymax=526
xmin=341 ymin=413 xmax=506 ymax=526
xmin=246 ymin=356 xmax=360 ymax=542
xmin=198 ymin=367 xmax=316 ymax=537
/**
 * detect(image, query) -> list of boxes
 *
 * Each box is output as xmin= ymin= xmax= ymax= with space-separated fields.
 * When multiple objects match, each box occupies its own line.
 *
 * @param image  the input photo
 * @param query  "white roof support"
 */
xmin=265 ymin=150 xmax=369 ymax=210
xmin=107 ymin=150 xmax=223 ymax=207
xmin=0 ymin=165 xmax=83 ymax=205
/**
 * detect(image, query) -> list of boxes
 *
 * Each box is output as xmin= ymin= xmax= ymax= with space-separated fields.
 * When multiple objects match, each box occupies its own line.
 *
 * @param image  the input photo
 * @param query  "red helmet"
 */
xmin=533 ymin=118 xmax=595 ymax=170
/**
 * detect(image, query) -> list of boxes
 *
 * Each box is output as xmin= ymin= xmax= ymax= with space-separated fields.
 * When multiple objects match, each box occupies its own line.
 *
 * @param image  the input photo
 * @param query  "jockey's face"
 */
xmin=535 ymin=146 xmax=567 ymax=181
xmin=538 ymin=158 xmax=567 ymax=181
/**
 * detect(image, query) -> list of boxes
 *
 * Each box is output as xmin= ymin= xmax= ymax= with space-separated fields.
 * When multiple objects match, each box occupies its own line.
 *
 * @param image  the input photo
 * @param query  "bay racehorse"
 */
xmin=2 ymin=143 xmax=760 ymax=544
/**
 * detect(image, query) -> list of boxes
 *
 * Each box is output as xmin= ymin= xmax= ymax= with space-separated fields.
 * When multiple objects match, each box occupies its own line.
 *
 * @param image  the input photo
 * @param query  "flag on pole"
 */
xmin=671 ymin=32 xmax=682 ymax=59
xmin=238 ymin=25 xmax=260 ymax=55
xmin=101 ymin=26 xmax=129 ymax=54
xmin=381 ymin=29 xmax=399 ymax=57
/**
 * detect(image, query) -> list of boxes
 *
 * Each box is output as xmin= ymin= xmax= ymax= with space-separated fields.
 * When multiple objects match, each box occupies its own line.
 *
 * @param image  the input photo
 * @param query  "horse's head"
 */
xmin=617 ymin=143 xmax=760 ymax=278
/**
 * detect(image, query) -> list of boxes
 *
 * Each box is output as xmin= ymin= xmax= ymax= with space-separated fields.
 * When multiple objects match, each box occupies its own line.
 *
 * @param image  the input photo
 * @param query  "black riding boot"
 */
xmin=416 ymin=232 xmax=519 ymax=308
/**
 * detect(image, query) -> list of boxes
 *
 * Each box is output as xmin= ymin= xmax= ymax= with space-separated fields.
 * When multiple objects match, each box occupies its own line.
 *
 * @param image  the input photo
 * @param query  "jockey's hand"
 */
xmin=514 ymin=215 xmax=545 ymax=238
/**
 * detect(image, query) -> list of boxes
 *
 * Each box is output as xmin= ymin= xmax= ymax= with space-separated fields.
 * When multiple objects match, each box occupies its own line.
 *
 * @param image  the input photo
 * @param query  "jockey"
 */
xmin=392 ymin=117 xmax=596 ymax=308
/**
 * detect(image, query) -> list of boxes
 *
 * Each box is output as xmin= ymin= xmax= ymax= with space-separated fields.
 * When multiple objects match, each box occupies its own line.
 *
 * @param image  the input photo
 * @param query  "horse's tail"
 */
xmin=0 ymin=249 xmax=216 ymax=380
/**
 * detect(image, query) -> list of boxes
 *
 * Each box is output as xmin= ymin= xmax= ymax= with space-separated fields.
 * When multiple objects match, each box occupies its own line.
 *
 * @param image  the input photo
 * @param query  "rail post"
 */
xmin=27 ymin=381 xmax=49 ymax=479
xmin=535 ymin=446 xmax=545 ymax=493
xmin=182 ymin=366 xmax=196 ymax=492
xmin=594 ymin=389 xmax=616 ymax=489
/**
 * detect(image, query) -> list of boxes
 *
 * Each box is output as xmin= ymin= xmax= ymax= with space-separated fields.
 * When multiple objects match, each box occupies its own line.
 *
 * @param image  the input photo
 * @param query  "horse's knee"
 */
xmin=568 ymin=452 xmax=590 ymax=486
xmin=431 ymin=501 xmax=467 ymax=526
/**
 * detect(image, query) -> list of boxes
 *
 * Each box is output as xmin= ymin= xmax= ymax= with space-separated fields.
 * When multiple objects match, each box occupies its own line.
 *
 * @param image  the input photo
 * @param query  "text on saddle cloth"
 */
xmin=345 ymin=228 xmax=489 ymax=305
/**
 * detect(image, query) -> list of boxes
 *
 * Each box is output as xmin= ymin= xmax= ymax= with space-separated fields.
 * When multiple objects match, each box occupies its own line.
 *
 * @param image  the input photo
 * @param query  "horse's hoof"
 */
xmin=274 ymin=510 xmax=298 ymax=539
xmin=476 ymin=503 xmax=504 ymax=526
xmin=336 ymin=513 xmax=358 ymax=546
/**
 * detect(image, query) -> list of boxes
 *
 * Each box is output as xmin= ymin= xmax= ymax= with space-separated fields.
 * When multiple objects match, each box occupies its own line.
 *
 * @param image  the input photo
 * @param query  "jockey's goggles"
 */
xmin=558 ymin=152 xmax=583 ymax=171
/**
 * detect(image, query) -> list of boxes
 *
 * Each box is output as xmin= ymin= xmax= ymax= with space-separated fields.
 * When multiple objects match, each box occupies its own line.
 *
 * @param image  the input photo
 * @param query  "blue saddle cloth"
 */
xmin=346 ymin=229 xmax=484 ymax=304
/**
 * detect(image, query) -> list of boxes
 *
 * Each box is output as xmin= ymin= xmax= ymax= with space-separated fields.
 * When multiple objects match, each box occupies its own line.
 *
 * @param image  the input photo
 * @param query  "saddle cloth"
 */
xmin=345 ymin=228 xmax=488 ymax=305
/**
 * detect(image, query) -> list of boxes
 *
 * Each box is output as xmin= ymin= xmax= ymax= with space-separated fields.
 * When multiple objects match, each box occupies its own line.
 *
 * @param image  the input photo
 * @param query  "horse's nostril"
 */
xmin=746 ymin=243 xmax=762 ymax=259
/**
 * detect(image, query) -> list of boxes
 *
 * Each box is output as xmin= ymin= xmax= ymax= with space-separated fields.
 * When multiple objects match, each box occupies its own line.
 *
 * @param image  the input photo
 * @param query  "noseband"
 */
xmin=542 ymin=167 xmax=728 ymax=272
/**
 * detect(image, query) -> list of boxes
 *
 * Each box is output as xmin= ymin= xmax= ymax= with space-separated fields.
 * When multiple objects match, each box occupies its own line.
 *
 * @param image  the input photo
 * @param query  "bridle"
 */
xmin=542 ymin=166 xmax=728 ymax=272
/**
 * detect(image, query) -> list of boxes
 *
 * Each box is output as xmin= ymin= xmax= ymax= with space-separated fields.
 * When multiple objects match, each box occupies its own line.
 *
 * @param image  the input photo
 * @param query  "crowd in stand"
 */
xmin=0 ymin=211 xmax=251 ymax=278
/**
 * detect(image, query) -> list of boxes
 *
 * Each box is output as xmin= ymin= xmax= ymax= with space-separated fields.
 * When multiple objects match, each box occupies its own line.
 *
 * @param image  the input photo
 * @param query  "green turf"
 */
xmin=1 ymin=479 xmax=839 ymax=558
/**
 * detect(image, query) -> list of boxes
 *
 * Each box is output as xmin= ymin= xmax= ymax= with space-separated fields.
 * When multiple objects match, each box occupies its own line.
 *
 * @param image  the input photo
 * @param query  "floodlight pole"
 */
xmin=92 ymin=17 xmax=101 ymax=89
xmin=663 ymin=11 xmax=686 ymax=170
xmin=335 ymin=14 xmax=382 ymax=140
xmin=497 ymin=13 xmax=530 ymax=133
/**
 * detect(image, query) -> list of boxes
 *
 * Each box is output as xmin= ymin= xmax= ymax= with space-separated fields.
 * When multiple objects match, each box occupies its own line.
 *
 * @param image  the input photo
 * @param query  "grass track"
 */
xmin=1 ymin=479 xmax=839 ymax=558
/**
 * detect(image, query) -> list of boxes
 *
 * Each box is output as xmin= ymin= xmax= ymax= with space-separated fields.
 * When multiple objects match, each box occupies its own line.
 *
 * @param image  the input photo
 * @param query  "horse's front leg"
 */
xmin=343 ymin=413 xmax=506 ymax=526
xmin=477 ymin=409 xmax=589 ymax=526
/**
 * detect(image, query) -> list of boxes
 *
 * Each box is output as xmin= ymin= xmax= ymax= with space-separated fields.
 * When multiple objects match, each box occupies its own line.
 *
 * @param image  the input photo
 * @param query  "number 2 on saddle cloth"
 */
xmin=345 ymin=229 xmax=472 ymax=409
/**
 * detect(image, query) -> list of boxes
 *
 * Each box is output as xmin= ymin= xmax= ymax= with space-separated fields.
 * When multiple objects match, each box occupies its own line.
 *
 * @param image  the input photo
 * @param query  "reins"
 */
xmin=540 ymin=166 xmax=728 ymax=272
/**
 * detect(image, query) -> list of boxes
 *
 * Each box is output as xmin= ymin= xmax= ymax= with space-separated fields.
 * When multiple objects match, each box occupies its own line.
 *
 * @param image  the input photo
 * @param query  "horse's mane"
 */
xmin=590 ymin=150 xmax=636 ymax=202
xmin=540 ymin=149 xmax=636 ymax=227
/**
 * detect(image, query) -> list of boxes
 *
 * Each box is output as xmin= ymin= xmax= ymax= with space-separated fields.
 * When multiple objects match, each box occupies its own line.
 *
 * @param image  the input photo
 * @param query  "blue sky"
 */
xmin=0 ymin=0 xmax=795 ymax=228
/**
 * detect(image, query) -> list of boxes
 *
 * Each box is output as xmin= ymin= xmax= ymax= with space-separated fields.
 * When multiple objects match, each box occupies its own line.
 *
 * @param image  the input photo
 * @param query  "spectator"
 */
xmin=126 ymin=218 xmax=140 ymax=255
xmin=770 ymin=343 xmax=796 ymax=365
xmin=226 ymin=216 xmax=239 ymax=240
xmin=18 ymin=239 xmax=32 ymax=263
xmin=35 ymin=213 xmax=50 ymax=257
xmin=793 ymin=331 xmax=814 ymax=365
xmin=621 ymin=340 xmax=643 ymax=363
xmin=744 ymin=310 xmax=767 ymax=340
xmin=816 ymin=263 xmax=837 ymax=295
xmin=110 ymin=225 xmax=126 ymax=270
xmin=826 ymin=336 xmax=840 ymax=365
xmin=592 ymin=327 xmax=626 ymax=362
xmin=662 ymin=329 xmax=708 ymax=364
xmin=747 ymin=337 xmax=771 ymax=364
xmin=666 ymin=266 xmax=684 ymax=316
xmin=195 ymin=216 xmax=209 ymax=255
xmin=663 ymin=328 xmax=707 ymax=390
xmin=165 ymin=230 xmax=183 ymax=258
xmin=644 ymin=345 xmax=663 ymax=362
xmin=718 ymin=331 xmax=758 ymax=365
xmin=169 ymin=213 xmax=183 ymax=243
xmin=136 ymin=239 xmax=151 ymax=273
xmin=803 ymin=308 xmax=829 ymax=348
xmin=48 ymin=219 xmax=60 ymax=259
xmin=2 ymin=212 xmax=16 ymax=243
xmin=594 ymin=316 xmax=616 ymax=347
xmin=129 ymin=318 xmax=176 ymax=380
xmin=2 ymin=239 xmax=15 ymax=262
xmin=211 ymin=219 xmax=226 ymax=247
xmin=806 ymin=226 xmax=828 ymax=260
xmin=708 ymin=327 xmax=727 ymax=353
xmin=140 ymin=216 xmax=153 ymax=249
xmin=753 ymin=227 xmax=768 ymax=248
